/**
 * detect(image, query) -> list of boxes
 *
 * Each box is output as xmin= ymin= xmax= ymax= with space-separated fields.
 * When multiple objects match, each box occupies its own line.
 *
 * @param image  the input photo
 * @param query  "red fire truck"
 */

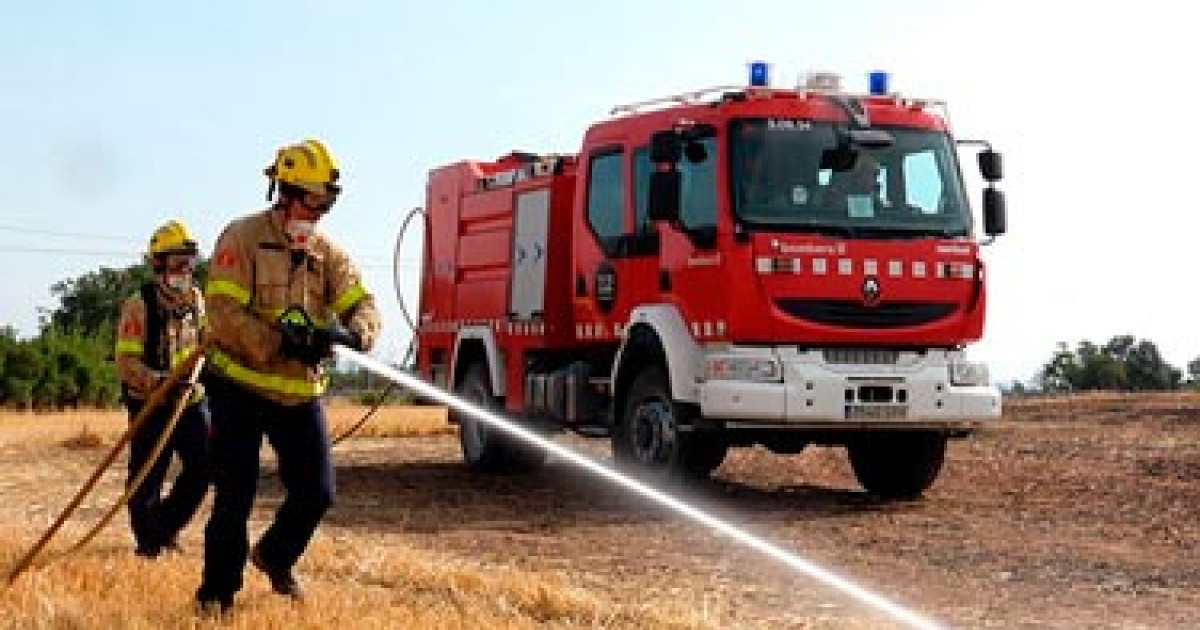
xmin=413 ymin=68 xmax=1006 ymax=499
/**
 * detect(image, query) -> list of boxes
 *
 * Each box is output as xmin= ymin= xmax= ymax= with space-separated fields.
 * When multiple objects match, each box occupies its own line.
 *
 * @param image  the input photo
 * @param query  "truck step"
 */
xmin=571 ymin=425 xmax=610 ymax=438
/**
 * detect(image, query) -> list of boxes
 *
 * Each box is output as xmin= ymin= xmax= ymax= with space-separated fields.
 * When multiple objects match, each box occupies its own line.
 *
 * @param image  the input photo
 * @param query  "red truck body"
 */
xmin=414 ymin=75 xmax=1005 ymax=497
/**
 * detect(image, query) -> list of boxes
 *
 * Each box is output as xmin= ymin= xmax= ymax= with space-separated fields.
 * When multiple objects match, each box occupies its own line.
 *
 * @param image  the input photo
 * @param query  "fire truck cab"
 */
xmin=414 ymin=68 xmax=1006 ymax=499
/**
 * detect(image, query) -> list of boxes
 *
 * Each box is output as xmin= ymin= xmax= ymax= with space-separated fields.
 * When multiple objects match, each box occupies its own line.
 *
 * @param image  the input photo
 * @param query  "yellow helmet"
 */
xmin=146 ymin=219 xmax=199 ymax=259
xmin=264 ymin=139 xmax=341 ymax=199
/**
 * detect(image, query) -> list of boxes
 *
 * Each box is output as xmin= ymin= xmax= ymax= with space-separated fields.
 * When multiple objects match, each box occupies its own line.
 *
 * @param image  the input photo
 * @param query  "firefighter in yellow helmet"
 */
xmin=196 ymin=139 xmax=380 ymax=613
xmin=819 ymin=152 xmax=883 ymax=216
xmin=113 ymin=219 xmax=210 ymax=558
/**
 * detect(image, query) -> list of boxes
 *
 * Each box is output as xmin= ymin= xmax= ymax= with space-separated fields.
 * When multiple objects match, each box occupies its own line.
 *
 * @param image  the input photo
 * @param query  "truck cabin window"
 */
xmin=586 ymin=149 xmax=625 ymax=252
xmin=634 ymin=136 xmax=717 ymax=233
xmin=729 ymin=118 xmax=972 ymax=238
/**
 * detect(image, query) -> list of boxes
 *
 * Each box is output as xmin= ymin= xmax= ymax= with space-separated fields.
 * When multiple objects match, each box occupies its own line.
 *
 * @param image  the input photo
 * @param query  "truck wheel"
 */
xmin=686 ymin=433 xmax=729 ymax=478
xmin=847 ymin=431 xmax=946 ymax=500
xmin=613 ymin=366 xmax=725 ymax=482
xmin=454 ymin=363 xmax=546 ymax=473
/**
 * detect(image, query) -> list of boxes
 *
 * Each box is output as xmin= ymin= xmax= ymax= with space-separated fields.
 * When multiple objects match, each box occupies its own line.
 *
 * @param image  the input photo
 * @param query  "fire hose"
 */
xmin=5 ymin=331 xmax=395 ymax=584
xmin=6 ymin=343 xmax=209 ymax=585
xmin=9 ymin=343 xmax=944 ymax=629
xmin=331 ymin=345 xmax=947 ymax=630
xmin=6 ymin=332 xmax=399 ymax=583
xmin=61 ymin=355 xmax=206 ymax=558
xmin=329 ymin=205 xmax=424 ymax=446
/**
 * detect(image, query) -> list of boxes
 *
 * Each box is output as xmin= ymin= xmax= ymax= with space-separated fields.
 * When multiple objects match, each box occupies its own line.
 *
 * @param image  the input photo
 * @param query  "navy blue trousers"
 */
xmin=125 ymin=397 xmax=210 ymax=555
xmin=198 ymin=375 xmax=334 ymax=600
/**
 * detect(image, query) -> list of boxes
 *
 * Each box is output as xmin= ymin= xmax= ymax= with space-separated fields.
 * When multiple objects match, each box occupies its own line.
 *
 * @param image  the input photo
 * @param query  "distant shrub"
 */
xmin=0 ymin=328 xmax=120 ymax=410
xmin=351 ymin=387 xmax=412 ymax=407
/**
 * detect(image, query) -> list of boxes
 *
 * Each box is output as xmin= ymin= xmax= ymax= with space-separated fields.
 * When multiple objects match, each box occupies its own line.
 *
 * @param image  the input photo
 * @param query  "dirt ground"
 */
xmin=3 ymin=394 xmax=1199 ymax=629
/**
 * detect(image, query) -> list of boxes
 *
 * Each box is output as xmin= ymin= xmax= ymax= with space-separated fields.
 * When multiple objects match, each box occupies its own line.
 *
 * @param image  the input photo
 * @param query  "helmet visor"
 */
xmin=301 ymin=189 xmax=338 ymax=214
xmin=158 ymin=252 xmax=197 ymax=273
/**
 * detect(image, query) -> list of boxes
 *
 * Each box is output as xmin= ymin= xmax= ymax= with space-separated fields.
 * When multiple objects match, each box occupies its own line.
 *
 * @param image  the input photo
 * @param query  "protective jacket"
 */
xmin=204 ymin=208 xmax=380 ymax=405
xmin=115 ymin=283 xmax=206 ymax=402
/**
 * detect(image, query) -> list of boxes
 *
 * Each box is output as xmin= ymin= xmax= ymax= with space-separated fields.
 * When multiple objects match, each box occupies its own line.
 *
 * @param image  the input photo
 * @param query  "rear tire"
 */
xmin=847 ymin=431 xmax=946 ymax=500
xmin=613 ymin=366 xmax=727 ymax=482
xmin=455 ymin=363 xmax=546 ymax=473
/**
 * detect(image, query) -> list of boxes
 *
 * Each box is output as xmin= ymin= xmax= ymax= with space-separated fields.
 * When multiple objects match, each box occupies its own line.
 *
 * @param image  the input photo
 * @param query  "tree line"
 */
xmin=0 ymin=264 xmax=158 ymax=409
xmin=1036 ymin=335 xmax=1199 ymax=393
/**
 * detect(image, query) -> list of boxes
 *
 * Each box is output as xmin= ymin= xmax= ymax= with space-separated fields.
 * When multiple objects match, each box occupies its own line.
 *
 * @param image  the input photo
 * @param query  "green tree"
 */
xmin=0 ymin=343 xmax=45 ymax=409
xmin=44 ymin=265 xmax=150 ymax=339
xmin=1187 ymin=357 xmax=1200 ymax=384
xmin=41 ymin=259 xmax=209 ymax=340
xmin=1123 ymin=339 xmax=1181 ymax=391
xmin=1039 ymin=342 xmax=1081 ymax=392
xmin=1039 ymin=335 xmax=1182 ymax=393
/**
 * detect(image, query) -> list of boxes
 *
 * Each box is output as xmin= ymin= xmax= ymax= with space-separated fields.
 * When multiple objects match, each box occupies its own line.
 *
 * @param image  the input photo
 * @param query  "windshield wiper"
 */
xmin=779 ymin=220 xmax=859 ymax=238
xmin=775 ymin=222 xmax=957 ymax=239
xmin=868 ymin=225 xmax=965 ymax=239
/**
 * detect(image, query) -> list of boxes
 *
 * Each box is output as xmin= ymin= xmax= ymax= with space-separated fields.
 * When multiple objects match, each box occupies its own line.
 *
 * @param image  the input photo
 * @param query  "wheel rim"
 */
xmin=629 ymin=398 xmax=677 ymax=465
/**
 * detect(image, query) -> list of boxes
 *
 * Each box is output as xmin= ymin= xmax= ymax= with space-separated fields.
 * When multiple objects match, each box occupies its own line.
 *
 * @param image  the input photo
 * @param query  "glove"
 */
xmin=311 ymin=321 xmax=364 ymax=356
xmin=278 ymin=320 xmax=324 ymax=366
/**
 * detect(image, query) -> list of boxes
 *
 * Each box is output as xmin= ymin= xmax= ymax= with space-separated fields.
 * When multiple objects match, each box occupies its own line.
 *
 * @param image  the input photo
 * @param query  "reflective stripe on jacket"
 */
xmin=204 ymin=208 xmax=381 ymax=406
xmin=114 ymin=285 xmax=206 ymax=403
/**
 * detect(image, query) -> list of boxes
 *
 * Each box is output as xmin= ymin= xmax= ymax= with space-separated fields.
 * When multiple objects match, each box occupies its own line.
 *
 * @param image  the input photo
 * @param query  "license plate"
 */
xmin=845 ymin=404 xmax=908 ymax=420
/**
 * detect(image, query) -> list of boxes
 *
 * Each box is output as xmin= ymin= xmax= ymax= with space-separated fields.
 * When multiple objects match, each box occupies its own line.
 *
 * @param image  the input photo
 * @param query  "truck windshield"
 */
xmin=730 ymin=118 xmax=972 ymax=237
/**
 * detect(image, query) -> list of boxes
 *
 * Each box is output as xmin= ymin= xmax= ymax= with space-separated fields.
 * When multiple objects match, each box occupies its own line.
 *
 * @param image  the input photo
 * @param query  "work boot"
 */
xmin=134 ymin=545 xmax=161 ymax=559
xmin=195 ymin=592 xmax=233 ymax=618
xmin=250 ymin=546 xmax=303 ymax=600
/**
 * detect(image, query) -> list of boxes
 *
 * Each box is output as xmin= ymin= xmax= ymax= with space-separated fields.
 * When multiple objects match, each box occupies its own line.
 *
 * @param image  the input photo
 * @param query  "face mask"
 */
xmin=285 ymin=219 xmax=316 ymax=250
xmin=165 ymin=273 xmax=192 ymax=293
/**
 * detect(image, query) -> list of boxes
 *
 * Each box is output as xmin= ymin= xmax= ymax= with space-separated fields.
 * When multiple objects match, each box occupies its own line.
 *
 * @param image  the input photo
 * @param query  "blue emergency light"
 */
xmin=869 ymin=70 xmax=890 ymax=95
xmin=749 ymin=61 xmax=770 ymax=87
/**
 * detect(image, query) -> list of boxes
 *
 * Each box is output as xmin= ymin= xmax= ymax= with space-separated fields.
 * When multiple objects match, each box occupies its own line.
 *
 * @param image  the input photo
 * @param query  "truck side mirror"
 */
xmin=648 ymin=169 xmax=681 ymax=222
xmin=979 ymin=149 xmax=1003 ymax=182
xmin=819 ymin=145 xmax=857 ymax=172
xmin=983 ymin=187 xmax=1006 ymax=237
xmin=650 ymin=130 xmax=682 ymax=163
xmin=648 ymin=130 xmax=683 ymax=222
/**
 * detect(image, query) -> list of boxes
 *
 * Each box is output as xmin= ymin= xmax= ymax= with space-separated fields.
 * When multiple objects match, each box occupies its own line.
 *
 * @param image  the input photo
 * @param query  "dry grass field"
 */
xmin=2 ymin=394 xmax=1199 ymax=629
xmin=0 ymin=405 xmax=716 ymax=630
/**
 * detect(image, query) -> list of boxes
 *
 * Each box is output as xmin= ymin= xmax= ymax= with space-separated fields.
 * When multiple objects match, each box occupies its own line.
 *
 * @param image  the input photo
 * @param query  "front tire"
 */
xmin=613 ymin=366 xmax=727 ymax=482
xmin=847 ymin=431 xmax=947 ymax=500
xmin=454 ymin=363 xmax=546 ymax=473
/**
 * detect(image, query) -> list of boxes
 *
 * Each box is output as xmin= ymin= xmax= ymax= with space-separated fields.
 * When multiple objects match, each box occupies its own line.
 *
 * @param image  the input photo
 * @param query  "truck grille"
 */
xmin=775 ymin=299 xmax=956 ymax=329
xmin=823 ymin=348 xmax=901 ymax=365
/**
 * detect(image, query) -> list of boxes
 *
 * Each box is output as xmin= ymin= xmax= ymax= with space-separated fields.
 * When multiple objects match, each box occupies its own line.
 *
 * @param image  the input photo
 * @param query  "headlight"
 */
xmin=707 ymin=356 xmax=782 ymax=382
xmin=949 ymin=361 xmax=990 ymax=386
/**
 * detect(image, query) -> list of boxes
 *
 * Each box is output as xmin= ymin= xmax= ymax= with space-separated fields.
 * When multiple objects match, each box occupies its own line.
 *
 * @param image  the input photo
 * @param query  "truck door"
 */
xmin=577 ymin=146 xmax=660 ymax=335
xmin=634 ymin=134 xmax=723 ymax=333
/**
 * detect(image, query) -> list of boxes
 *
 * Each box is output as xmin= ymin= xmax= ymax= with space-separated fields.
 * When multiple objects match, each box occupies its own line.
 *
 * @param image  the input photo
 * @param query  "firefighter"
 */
xmin=820 ymin=152 xmax=882 ymax=215
xmin=114 ymin=219 xmax=210 ymax=558
xmin=195 ymin=139 xmax=380 ymax=613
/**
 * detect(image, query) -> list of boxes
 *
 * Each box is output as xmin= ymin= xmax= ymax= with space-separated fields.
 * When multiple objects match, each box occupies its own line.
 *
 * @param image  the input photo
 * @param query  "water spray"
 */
xmin=335 ymin=346 xmax=948 ymax=630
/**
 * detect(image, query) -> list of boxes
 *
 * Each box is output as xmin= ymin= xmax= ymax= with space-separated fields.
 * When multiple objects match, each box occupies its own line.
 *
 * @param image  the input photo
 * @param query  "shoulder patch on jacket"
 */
xmin=215 ymin=248 xmax=239 ymax=267
xmin=121 ymin=319 xmax=143 ymax=337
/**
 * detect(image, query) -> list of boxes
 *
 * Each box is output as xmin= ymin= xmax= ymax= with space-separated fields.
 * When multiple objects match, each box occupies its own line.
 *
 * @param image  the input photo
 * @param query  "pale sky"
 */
xmin=1 ymin=0 xmax=1196 ymax=385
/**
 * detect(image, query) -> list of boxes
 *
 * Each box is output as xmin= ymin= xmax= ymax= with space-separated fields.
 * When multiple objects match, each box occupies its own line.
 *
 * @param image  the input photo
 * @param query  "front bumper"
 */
xmin=697 ymin=347 xmax=1001 ymax=430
